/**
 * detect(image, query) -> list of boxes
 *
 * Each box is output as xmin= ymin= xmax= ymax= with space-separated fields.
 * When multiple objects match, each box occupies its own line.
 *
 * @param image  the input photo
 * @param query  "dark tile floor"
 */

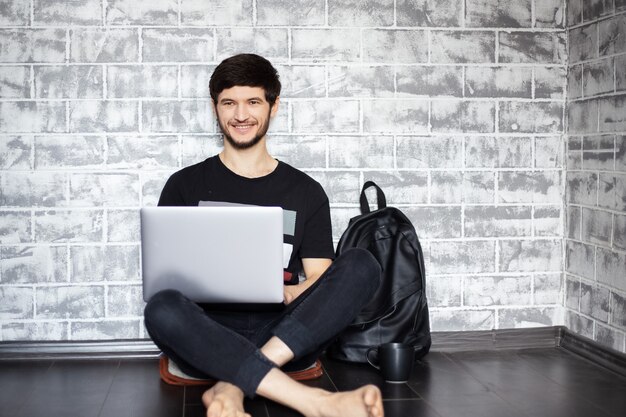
xmin=2 ymin=348 xmax=626 ymax=417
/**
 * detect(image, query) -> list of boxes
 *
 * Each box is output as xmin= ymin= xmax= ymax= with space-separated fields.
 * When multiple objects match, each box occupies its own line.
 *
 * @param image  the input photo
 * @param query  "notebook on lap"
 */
xmin=140 ymin=206 xmax=284 ymax=303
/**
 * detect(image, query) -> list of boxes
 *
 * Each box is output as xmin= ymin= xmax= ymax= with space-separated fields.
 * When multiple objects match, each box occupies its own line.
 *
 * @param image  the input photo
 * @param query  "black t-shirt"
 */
xmin=158 ymin=155 xmax=335 ymax=283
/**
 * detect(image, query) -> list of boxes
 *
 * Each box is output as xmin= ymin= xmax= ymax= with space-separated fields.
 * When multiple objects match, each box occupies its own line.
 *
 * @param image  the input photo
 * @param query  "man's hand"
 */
xmin=283 ymin=283 xmax=307 ymax=305
xmin=283 ymin=258 xmax=332 ymax=305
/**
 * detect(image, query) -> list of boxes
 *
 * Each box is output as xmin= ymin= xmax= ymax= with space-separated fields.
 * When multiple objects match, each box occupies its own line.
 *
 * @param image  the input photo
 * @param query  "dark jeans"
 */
xmin=144 ymin=248 xmax=381 ymax=398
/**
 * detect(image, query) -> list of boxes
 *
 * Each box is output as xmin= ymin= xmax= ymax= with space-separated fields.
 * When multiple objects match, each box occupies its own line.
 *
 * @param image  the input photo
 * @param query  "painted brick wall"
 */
xmin=0 ymin=0 xmax=567 ymax=342
xmin=565 ymin=0 xmax=626 ymax=353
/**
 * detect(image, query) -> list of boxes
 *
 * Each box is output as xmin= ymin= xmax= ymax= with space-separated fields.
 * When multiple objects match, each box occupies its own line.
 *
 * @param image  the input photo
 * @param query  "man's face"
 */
xmin=214 ymin=86 xmax=279 ymax=150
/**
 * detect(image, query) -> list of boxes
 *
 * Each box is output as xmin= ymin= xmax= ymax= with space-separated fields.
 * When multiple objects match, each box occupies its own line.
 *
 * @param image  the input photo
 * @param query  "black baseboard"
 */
xmin=430 ymin=326 xmax=626 ymax=377
xmin=0 ymin=339 xmax=160 ymax=361
xmin=558 ymin=328 xmax=626 ymax=377
xmin=1 ymin=326 xmax=625 ymax=377
xmin=431 ymin=326 xmax=561 ymax=352
xmin=2 ymin=327 xmax=563 ymax=361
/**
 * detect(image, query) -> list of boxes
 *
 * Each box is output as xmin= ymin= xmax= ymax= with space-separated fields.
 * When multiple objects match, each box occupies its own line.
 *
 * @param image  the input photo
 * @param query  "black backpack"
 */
xmin=327 ymin=181 xmax=431 ymax=363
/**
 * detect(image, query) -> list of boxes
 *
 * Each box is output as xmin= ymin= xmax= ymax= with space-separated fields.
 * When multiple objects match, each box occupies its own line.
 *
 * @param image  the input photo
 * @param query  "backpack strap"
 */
xmin=360 ymin=181 xmax=387 ymax=214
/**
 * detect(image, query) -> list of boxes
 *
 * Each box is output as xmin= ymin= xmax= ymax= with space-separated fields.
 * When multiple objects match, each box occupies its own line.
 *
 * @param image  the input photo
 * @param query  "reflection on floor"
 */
xmin=2 ymin=348 xmax=626 ymax=417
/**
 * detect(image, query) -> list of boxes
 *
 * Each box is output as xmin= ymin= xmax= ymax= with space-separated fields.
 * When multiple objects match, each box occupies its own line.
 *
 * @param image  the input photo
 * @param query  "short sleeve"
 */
xmin=158 ymin=173 xmax=186 ymax=206
xmin=298 ymin=182 xmax=335 ymax=260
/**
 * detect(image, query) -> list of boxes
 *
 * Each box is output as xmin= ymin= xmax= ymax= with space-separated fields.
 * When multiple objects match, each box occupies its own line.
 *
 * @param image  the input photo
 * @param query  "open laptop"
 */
xmin=140 ymin=206 xmax=284 ymax=303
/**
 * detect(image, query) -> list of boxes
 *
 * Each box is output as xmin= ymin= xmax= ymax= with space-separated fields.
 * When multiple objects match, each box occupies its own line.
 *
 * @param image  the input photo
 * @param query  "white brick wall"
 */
xmin=565 ymin=0 xmax=626 ymax=353
xmin=0 ymin=0 xmax=570 ymax=342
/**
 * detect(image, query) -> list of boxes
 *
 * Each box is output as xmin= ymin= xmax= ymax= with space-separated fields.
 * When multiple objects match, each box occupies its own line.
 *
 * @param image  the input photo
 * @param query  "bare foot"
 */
xmin=202 ymin=381 xmax=251 ymax=417
xmin=313 ymin=385 xmax=384 ymax=417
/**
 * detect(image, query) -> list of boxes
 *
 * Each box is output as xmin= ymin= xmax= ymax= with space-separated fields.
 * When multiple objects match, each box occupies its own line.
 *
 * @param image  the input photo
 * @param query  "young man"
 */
xmin=144 ymin=54 xmax=384 ymax=417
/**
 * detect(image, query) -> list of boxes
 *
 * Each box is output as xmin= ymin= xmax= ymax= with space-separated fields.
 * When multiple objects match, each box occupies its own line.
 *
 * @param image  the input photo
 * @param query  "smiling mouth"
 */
xmin=230 ymin=123 xmax=256 ymax=134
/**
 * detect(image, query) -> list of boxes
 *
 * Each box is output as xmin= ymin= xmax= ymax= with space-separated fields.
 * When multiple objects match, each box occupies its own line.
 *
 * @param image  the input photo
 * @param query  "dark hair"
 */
xmin=209 ymin=54 xmax=281 ymax=106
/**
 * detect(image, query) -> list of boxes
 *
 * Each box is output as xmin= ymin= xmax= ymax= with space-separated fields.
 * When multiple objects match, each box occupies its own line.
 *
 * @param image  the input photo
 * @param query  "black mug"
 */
xmin=366 ymin=342 xmax=414 ymax=383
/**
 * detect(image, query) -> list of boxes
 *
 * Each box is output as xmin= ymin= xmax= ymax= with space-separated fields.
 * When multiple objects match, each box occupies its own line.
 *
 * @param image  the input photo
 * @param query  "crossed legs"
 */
xmin=202 ymin=336 xmax=384 ymax=417
xmin=144 ymin=249 xmax=383 ymax=417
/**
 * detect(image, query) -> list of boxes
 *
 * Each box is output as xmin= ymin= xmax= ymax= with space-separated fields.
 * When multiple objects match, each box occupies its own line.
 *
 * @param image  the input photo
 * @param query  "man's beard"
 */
xmin=217 ymin=110 xmax=271 ymax=150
